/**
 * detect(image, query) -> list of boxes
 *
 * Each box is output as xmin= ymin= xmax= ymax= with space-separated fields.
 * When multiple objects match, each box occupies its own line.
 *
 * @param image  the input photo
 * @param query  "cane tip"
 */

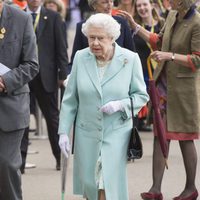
xmin=61 ymin=192 xmax=65 ymax=200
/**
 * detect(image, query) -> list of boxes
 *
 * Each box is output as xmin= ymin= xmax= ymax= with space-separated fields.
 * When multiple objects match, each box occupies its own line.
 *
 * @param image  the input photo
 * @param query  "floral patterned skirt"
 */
xmin=95 ymin=155 xmax=104 ymax=189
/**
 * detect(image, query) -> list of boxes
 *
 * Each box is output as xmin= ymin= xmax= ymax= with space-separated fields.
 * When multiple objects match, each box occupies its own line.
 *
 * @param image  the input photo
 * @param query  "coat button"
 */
xmin=97 ymin=116 xmax=102 ymax=120
xmin=98 ymin=127 xmax=102 ymax=131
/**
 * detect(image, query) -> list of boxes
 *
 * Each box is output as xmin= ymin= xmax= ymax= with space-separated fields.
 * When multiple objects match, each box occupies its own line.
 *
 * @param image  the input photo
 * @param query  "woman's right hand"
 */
xmin=59 ymin=134 xmax=71 ymax=158
xmin=117 ymin=10 xmax=137 ymax=30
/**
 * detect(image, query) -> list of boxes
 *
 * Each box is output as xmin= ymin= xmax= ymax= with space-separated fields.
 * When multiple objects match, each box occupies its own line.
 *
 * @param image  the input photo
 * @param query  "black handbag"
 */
xmin=127 ymin=97 xmax=143 ymax=160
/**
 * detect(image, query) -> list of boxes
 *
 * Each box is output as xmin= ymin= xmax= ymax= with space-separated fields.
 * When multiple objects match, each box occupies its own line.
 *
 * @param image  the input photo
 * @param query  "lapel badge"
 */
xmin=44 ymin=16 xmax=47 ymax=20
xmin=123 ymin=58 xmax=128 ymax=66
xmin=1 ymin=27 xmax=6 ymax=34
xmin=0 ymin=33 xmax=4 ymax=39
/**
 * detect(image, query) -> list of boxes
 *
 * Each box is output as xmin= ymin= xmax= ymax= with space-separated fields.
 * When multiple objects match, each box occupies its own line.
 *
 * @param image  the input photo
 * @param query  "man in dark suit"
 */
xmin=0 ymin=1 xmax=39 ymax=199
xmin=22 ymin=0 xmax=68 ymax=172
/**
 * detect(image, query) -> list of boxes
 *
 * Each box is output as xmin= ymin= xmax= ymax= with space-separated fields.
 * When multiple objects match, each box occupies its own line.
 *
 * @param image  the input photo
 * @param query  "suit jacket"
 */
xmin=153 ymin=10 xmax=200 ymax=132
xmin=0 ymin=4 xmax=39 ymax=132
xmin=32 ymin=7 xmax=68 ymax=92
xmin=70 ymin=16 xmax=136 ymax=67
xmin=58 ymin=44 xmax=149 ymax=199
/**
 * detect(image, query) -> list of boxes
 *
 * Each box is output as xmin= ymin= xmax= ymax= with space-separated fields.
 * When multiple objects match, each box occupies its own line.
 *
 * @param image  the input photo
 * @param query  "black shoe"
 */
xmin=56 ymin=162 xmax=60 ymax=170
xmin=20 ymin=167 xmax=25 ymax=174
xmin=29 ymin=128 xmax=36 ymax=132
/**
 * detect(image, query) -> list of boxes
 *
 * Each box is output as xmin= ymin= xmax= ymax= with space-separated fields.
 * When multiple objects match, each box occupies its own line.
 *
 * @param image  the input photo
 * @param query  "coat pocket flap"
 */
xmin=176 ymin=72 xmax=196 ymax=78
xmin=12 ymin=85 xmax=29 ymax=95
xmin=112 ymin=117 xmax=131 ymax=130
xmin=76 ymin=120 xmax=98 ymax=131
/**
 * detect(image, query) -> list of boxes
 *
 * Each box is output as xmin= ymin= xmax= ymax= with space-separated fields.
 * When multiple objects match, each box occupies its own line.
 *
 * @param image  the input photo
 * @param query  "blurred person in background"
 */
xmin=21 ymin=0 xmax=68 ymax=173
xmin=112 ymin=0 xmax=135 ymax=17
xmin=44 ymin=0 xmax=66 ymax=20
xmin=58 ymin=13 xmax=149 ymax=200
xmin=161 ymin=0 xmax=171 ymax=16
xmin=78 ymin=0 xmax=93 ymax=19
xmin=150 ymin=0 xmax=170 ymax=18
xmin=44 ymin=0 xmax=69 ymax=99
xmin=119 ymin=0 xmax=200 ymax=199
xmin=132 ymin=0 xmax=164 ymax=131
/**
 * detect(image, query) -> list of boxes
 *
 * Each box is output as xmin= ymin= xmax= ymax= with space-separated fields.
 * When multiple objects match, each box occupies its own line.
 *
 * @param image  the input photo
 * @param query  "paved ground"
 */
xmin=22 ymin=127 xmax=200 ymax=200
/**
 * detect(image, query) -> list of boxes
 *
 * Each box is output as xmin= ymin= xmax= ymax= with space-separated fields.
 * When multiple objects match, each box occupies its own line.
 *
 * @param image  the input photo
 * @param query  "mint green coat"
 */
xmin=58 ymin=44 xmax=149 ymax=200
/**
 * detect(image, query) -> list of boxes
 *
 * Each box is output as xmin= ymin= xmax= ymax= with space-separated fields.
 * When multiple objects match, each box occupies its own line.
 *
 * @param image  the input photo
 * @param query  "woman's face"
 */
xmin=163 ymin=0 xmax=171 ymax=9
xmin=45 ymin=2 xmax=58 ymax=12
xmin=87 ymin=26 xmax=113 ymax=59
xmin=135 ymin=0 xmax=152 ymax=19
xmin=93 ymin=0 xmax=113 ymax=15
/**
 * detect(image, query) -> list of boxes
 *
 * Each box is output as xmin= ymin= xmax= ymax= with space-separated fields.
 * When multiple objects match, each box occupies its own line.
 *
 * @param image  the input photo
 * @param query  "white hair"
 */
xmin=82 ymin=13 xmax=121 ymax=41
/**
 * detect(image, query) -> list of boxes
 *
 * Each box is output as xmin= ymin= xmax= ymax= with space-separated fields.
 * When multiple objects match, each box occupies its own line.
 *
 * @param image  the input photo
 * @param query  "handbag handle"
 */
xmin=130 ymin=97 xmax=134 ymax=129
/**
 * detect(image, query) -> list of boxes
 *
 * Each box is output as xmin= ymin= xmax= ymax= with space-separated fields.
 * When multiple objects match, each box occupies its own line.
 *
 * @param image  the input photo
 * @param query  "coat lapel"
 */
xmin=37 ymin=7 xmax=47 ymax=40
xmin=83 ymin=44 xmax=126 ymax=97
xmin=101 ymin=44 xmax=125 ymax=86
xmin=0 ymin=4 xmax=12 ymax=48
xmin=161 ymin=11 xmax=177 ymax=52
xmin=84 ymin=51 xmax=103 ymax=98
xmin=154 ymin=11 xmax=177 ymax=81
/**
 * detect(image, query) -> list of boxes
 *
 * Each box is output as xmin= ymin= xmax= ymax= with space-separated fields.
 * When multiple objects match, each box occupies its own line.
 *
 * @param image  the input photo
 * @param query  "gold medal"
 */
xmin=1 ymin=28 xmax=6 ymax=34
xmin=0 ymin=33 xmax=4 ymax=39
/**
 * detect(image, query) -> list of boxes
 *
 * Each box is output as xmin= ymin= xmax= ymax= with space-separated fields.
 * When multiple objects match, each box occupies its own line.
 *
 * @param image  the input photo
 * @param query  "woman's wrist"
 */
xmin=132 ymin=23 xmax=141 ymax=36
xmin=168 ymin=52 xmax=175 ymax=61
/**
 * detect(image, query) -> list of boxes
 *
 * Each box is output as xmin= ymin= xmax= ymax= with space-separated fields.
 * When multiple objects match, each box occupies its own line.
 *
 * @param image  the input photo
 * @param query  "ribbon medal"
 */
xmin=0 ymin=27 xmax=6 ymax=40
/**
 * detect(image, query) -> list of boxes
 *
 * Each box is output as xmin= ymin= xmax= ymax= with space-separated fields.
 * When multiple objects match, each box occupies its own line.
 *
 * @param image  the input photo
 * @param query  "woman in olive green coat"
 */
xmin=119 ymin=0 xmax=200 ymax=199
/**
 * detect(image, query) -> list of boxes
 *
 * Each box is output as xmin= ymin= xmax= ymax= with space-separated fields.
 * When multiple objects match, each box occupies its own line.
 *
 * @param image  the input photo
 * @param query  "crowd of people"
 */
xmin=0 ymin=0 xmax=200 ymax=200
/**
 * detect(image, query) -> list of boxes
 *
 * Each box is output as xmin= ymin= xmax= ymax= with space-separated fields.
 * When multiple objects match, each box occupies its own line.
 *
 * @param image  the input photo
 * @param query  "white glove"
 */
xmin=59 ymin=134 xmax=71 ymax=158
xmin=63 ymin=74 xmax=70 ymax=87
xmin=100 ymin=100 xmax=124 ymax=115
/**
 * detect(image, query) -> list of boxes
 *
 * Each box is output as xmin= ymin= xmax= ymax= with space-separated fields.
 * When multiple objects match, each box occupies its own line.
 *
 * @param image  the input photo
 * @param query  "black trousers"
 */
xmin=21 ymin=76 xmax=61 ymax=171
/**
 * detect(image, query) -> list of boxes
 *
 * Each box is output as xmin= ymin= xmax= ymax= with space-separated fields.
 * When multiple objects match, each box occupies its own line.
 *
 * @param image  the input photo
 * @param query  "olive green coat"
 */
xmin=153 ymin=10 xmax=200 ymax=133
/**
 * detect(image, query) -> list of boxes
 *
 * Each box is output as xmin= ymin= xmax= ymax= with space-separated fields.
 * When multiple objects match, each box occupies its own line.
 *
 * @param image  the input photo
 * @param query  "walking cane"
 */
xmin=61 ymin=152 xmax=69 ymax=200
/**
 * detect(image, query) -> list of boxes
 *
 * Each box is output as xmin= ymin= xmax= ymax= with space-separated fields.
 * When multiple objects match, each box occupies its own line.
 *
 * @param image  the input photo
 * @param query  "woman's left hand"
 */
xmin=150 ymin=51 xmax=173 ymax=63
xmin=100 ymin=100 xmax=124 ymax=115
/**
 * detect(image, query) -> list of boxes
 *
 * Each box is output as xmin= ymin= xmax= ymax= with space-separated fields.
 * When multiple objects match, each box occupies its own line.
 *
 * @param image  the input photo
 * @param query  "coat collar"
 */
xmin=0 ymin=4 xmax=12 ymax=48
xmin=83 ymin=43 xmax=128 ymax=97
xmin=24 ymin=6 xmax=46 ymax=40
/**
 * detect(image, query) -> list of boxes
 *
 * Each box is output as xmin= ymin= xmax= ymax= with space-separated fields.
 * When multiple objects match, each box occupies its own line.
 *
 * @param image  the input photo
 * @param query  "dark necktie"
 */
xmin=31 ymin=12 xmax=37 ymax=25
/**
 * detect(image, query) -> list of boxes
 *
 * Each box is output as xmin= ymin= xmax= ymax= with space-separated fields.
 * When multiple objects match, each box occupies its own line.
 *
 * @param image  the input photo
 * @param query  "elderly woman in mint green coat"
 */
xmin=58 ymin=13 xmax=149 ymax=200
